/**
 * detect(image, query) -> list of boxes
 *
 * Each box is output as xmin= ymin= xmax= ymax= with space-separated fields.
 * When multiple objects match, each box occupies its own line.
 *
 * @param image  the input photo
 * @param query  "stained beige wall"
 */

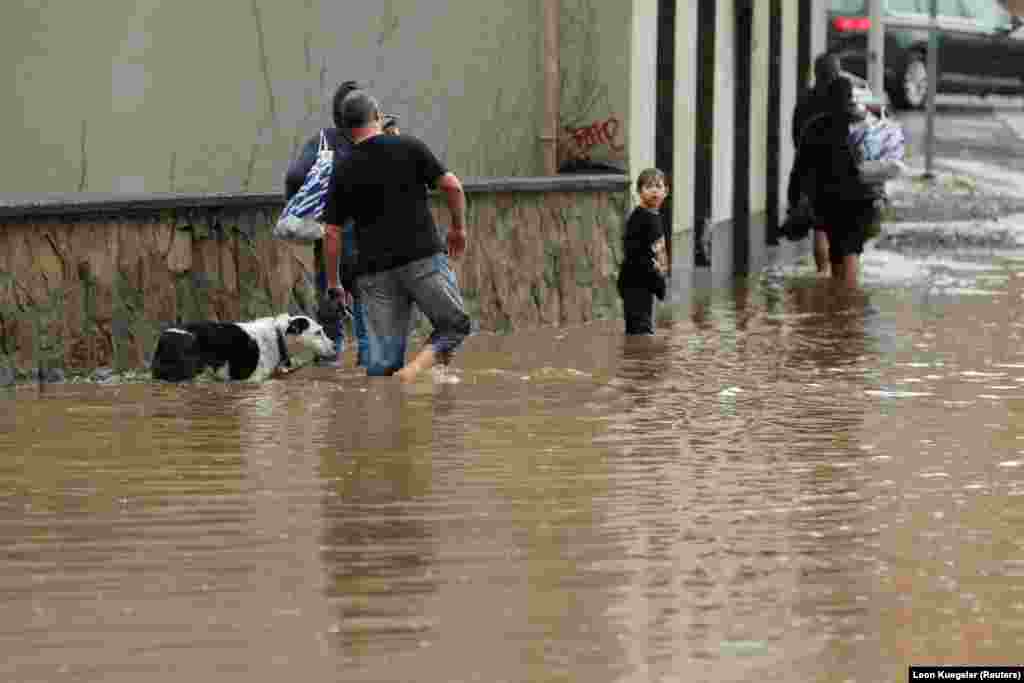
xmin=1 ymin=1 xmax=631 ymax=197
xmin=561 ymin=0 xmax=632 ymax=173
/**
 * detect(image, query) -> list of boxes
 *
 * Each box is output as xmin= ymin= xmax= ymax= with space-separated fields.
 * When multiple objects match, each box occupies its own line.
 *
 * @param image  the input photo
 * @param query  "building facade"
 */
xmin=3 ymin=0 xmax=828 ymax=274
xmin=628 ymin=0 xmax=828 ymax=278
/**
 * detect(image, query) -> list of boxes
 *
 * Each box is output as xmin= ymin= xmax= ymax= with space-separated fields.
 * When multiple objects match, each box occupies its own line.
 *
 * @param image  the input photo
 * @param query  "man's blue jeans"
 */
xmin=355 ymin=254 xmax=471 ymax=376
xmin=315 ymin=221 xmax=368 ymax=361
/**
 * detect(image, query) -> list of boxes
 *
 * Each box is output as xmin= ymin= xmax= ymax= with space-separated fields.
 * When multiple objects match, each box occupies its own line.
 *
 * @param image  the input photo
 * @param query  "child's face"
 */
xmin=638 ymin=178 xmax=668 ymax=209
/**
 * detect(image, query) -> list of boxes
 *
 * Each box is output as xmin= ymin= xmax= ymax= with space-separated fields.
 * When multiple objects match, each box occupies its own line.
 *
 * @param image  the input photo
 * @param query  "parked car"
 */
xmin=828 ymin=0 xmax=1024 ymax=109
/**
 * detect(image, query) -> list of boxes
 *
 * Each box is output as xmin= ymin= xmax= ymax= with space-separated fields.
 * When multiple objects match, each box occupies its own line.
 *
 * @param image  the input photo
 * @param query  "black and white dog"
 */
xmin=151 ymin=314 xmax=336 ymax=382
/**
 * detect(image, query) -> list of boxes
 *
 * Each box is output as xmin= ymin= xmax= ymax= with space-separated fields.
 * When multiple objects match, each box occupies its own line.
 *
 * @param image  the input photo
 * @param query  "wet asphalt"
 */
xmin=881 ymin=95 xmax=1024 ymax=227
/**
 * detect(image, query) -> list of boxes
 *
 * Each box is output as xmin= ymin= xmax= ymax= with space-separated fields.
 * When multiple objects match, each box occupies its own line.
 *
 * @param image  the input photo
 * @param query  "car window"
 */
xmin=887 ymin=0 xmax=923 ymax=13
xmin=832 ymin=0 xmax=866 ymax=12
xmin=936 ymin=0 xmax=965 ymax=18
xmin=961 ymin=0 xmax=1013 ymax=30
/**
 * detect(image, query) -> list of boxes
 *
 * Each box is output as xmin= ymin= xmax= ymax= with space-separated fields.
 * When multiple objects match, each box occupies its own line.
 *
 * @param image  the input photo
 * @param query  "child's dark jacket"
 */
xmin=617 ymin=207 xmax=667 ymax=300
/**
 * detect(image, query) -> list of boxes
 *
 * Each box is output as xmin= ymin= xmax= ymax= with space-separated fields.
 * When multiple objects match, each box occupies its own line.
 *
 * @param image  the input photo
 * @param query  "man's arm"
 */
xmin=437 ymin=172 xmax=466 ymax=259
xmin=321 ymin=159 xmax=348 ymax=296
xmin=323 ymin=223 xmax=343 ymax=291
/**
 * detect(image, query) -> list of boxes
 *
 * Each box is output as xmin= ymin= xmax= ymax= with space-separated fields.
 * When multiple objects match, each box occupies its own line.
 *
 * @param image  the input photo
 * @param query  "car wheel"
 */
xmin=892 ymin=55 xmax=927 ymax=110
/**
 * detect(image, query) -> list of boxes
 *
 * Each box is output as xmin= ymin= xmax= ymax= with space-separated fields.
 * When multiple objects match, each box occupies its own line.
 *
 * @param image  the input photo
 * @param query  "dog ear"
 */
xmin=285 ymin=316 xmax=312 ymax=336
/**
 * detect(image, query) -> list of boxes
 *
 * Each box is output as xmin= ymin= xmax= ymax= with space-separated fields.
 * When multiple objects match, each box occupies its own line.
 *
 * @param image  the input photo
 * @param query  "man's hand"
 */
xmin=327 ymin=286 xmax=353 ymax=310
xmin=447 ymin=226 xmax=466 ymax=259
xmin=317 ymin=288 xmax=352 ymax=343
xmin=324 ymin=223 xmax=343 ymax=290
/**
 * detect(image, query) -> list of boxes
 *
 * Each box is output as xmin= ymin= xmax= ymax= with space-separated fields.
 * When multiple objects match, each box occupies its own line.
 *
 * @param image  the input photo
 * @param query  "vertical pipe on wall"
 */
xmin=541 ymin=0 xmax=560 ymax=175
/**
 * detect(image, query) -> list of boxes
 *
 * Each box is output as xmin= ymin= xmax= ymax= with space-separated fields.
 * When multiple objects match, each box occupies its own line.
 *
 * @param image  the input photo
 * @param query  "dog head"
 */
xmin=276 ymin=314 xmax=336 ymax=359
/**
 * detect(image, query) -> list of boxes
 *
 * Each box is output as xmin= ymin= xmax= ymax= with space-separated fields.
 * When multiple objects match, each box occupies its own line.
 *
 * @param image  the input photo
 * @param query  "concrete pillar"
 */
xmin=779 ymin=0 xmax=799 ymax=212
xmin=810 ymin=0 xmax=829 ymax=61
xmin=750 ymin=0 xmax=771 ymax=220
xmin=629 ymin=0 xmax=658 ymax=184
xmin=748 ymin=0 xmax=772 ymax=263
xmin=707 ymin=0 xmax=736 ymax=280
xmin=712 ymin=0 xmax=736 ymax=231
xmin=672 ymin=0 xmax=698 ymax=268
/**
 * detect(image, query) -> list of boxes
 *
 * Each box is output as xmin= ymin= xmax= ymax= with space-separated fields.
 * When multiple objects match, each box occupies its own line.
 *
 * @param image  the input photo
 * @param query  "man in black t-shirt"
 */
xmin=323 ymin=91 xmax=470 ymax=381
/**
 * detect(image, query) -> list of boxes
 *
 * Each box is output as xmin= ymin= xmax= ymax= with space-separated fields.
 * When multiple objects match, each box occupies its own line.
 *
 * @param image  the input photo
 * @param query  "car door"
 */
xmin=968 ymin=0 xmax=1024 ymax=94
xmin=1006 ymin=14 xmax=1024 ymax=95
xmin=933 ymin=0 xmax=987 ymax=94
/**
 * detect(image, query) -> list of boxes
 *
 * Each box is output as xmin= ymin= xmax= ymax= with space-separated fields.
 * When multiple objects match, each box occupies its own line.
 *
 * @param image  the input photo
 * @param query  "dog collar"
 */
xmin=275 ymin=328 xmax=292 ymax=369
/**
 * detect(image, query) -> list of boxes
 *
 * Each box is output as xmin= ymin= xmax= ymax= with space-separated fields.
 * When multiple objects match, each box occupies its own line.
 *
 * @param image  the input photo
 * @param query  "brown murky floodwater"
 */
xmin=4 ymin=245 xmax=1024 ymax=682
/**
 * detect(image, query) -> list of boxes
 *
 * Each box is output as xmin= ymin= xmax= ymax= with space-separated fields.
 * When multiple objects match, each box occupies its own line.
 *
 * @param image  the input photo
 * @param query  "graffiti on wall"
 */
xmin=565 ymin=116 xmax=624 ymax=156
xmin=558 ymin=114 xmax=625 ymax=167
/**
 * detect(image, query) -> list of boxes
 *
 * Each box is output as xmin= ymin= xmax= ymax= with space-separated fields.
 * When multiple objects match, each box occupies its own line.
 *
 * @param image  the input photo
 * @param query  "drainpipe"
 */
xmin=542 ymin=0 xmax=560 ymax=175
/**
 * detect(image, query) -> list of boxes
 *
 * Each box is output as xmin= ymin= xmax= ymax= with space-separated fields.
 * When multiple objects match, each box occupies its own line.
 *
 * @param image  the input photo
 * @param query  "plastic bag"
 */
xmin=849 ymin=117 xmax=906 ymax=183
xmin=274 ymin=130 xmax=332 ymax=242
xmin=860 ymin=158 xmax=907 ymax=184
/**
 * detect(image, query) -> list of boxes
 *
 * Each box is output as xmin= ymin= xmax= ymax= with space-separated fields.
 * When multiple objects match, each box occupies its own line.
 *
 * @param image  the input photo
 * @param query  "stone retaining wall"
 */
xmin=0 ymin=176 xmax=630 ymax=373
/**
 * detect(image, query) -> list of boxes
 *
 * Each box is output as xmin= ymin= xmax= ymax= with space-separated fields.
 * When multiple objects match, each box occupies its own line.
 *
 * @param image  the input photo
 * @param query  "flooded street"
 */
xmin=4 ymin=243 xmax=1024 ymax=682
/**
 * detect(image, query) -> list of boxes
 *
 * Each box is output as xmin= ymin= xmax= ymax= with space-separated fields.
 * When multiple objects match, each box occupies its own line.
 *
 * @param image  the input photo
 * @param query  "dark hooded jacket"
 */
xmin=786 ymin=79 xmax=884 ymax=212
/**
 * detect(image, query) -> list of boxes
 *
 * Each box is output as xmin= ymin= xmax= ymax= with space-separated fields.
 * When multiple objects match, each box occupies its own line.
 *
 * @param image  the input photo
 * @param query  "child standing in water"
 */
xmin=617 ymin=168 xmax=669 ymax=335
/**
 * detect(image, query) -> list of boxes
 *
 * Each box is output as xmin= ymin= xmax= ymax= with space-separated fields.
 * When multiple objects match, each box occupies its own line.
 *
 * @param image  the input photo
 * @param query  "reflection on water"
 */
xmin=4 ymin=249 xmax=1024 ymax=681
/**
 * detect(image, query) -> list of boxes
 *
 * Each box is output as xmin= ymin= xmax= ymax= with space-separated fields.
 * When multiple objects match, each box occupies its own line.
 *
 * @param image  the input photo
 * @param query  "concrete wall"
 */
xmin=1 ymin=1 xmax=632 ymax=196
